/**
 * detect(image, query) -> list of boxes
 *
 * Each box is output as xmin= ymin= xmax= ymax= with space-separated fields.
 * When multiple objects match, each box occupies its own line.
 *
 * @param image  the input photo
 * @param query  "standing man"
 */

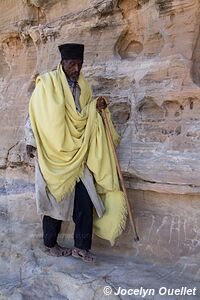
xmin=25 ymin=43 xmax=123 ymax=263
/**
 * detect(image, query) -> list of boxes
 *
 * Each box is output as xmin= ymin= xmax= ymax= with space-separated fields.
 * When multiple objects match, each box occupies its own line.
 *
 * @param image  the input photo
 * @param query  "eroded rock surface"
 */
xmin=1 ymin=0 xmax=200 ymax=192
xmin=0 ymin=167 xmax=200 ymax=299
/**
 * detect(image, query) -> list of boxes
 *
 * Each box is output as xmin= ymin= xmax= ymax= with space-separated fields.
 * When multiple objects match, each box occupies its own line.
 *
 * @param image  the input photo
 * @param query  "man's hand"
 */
xmin=26 ymin=145 xmax=36 ymax=159
xmin=96 ymin=96 xmax=108 ymax=111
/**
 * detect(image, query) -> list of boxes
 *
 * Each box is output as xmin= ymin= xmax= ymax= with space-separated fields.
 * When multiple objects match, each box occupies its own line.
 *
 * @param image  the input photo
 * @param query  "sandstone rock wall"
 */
xmin=1 ymin=0 xmax=200 ymax=260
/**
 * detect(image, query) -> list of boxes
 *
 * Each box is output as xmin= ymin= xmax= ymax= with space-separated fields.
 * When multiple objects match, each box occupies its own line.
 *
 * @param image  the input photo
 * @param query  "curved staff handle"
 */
xmin=101 ymin=107 xmax=139 ymax=242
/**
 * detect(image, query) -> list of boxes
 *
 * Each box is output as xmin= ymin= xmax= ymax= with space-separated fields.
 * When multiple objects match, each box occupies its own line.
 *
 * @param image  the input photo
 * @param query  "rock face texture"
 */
xmin=1 ymin=0 xmax=200 ymax=294
xmin=1 ymin=0 xmax=200 ymax=188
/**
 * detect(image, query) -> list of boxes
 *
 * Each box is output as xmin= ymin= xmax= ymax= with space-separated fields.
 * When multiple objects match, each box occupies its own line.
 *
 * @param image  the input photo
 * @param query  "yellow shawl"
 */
xmin=29 ymin=64 xmax=127 ymax=245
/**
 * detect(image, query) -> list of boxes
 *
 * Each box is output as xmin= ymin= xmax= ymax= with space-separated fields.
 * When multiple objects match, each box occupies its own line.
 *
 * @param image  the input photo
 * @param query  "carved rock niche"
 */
xmin=115 ymin=30 xmax=143 ymax=60
xmin=2 ymin=35 xmax=24 ymax=70
xmin=191 ymin=18 xmax=200 ymax=87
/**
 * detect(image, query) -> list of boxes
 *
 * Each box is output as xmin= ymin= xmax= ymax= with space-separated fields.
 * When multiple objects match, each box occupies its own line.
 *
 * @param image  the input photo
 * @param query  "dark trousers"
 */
xmin=43 ymin=180 xmax=93 ymax=250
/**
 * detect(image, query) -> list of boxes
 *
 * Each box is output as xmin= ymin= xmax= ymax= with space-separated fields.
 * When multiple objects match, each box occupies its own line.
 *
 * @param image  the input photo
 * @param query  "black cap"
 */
xmin=58 ymin=43 xmax=84 ymax=61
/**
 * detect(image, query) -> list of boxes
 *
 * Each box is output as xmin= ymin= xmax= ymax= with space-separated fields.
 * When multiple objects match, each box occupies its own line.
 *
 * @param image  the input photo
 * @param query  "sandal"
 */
xmin=72 ymin=247 xmax=96 ymax=263
xmin=43 ymin=243 xmax=72 ymax=257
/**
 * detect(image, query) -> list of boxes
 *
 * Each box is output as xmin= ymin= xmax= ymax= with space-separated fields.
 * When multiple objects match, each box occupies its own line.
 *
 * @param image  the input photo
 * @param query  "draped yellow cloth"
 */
xmin=29 ymin=64 xmax=127 ymax=245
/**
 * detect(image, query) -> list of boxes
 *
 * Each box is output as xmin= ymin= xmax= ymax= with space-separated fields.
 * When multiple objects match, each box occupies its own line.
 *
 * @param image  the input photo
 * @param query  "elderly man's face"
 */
xmin=61 ymin=59 xmax=83 ymax=82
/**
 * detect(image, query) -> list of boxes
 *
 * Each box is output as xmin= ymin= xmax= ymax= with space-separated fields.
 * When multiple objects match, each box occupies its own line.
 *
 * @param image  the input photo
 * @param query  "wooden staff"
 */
xmin=101 ymin=107 xmax=139 ymax=241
